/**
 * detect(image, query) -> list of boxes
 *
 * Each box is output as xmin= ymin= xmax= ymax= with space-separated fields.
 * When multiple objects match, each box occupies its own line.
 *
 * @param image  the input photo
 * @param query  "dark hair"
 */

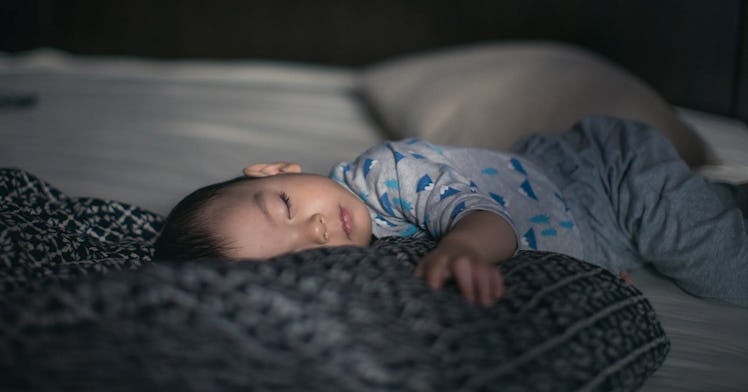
xmin=154 ymin=176 xmax=255 ymax=261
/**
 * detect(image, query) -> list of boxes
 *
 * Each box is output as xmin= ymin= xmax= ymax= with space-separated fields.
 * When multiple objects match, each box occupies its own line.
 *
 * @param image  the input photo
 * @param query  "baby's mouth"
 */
xmin=339 ymin=206 xmax=353 ymax=240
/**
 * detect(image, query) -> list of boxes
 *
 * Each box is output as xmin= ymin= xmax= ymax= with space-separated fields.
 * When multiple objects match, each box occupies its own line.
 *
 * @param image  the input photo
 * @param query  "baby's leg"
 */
xmin=709 ymin=182 xmax=748 ymax=216
xmin=515 ymin=116 xmax=748 ymax=306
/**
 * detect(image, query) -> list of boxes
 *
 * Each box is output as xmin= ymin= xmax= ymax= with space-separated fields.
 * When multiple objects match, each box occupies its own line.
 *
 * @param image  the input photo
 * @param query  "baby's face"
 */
xmin=205 ymin=173 xmax=372 ymax=259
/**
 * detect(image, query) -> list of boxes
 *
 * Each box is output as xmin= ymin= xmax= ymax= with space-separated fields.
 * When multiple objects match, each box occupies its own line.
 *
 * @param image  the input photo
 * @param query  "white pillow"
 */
xmin=359 ymin=41 xmax=711 ymax=167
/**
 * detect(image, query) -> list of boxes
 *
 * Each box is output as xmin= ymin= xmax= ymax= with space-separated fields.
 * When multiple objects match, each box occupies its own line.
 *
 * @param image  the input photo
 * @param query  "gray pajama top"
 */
xmin=329 ymin=138 xmax=583 ymax=259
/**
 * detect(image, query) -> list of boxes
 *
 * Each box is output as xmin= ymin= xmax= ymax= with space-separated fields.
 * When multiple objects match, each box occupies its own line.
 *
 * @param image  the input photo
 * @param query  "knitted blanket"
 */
xmin=0 ymin=168 xmax=668 ymax=391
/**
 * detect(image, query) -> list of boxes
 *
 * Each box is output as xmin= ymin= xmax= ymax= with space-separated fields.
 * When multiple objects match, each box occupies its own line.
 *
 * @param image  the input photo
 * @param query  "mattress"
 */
xmin=1 ymin=49 xmax=747 ymax=391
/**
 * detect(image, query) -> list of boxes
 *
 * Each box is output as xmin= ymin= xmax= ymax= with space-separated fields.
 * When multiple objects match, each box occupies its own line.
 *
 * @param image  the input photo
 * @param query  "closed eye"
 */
xmin=280 ymin=192 xmax=292 ymax=219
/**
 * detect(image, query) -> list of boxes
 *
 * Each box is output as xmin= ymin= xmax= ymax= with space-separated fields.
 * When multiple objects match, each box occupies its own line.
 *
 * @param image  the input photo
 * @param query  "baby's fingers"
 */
xmin=416 ymin=254 xmax=503 ymax=307
xmin=451 ymin=258 xmax=478 ymax=304
xmin=468 ymin=264 xmax=503 ymax=306
xmin=415 ymin=257 xmax=450 ymax=290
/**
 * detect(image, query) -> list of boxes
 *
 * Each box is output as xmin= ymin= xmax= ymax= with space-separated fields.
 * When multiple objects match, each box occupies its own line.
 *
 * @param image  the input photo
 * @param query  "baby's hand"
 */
xmin=414 ymin=242 xmax=504 ymax=306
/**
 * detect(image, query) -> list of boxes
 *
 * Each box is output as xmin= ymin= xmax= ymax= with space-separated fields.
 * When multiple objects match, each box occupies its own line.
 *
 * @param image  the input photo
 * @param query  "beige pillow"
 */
xmin=359 ymin=41 xmax=711 ymax=167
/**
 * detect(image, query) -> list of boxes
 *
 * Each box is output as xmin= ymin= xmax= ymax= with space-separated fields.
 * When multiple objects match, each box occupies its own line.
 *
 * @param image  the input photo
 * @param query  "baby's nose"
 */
xmin=309 ymin=213 xmax=329 ymax=244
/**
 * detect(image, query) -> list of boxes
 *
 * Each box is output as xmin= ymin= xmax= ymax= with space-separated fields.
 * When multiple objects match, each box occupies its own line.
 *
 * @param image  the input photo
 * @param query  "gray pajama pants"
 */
xmin=512 ymin=116 xmax=748 ymax=306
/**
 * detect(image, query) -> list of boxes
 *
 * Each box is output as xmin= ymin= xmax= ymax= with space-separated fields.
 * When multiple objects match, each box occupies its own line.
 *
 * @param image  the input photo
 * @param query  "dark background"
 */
xmin=2 ymin=0 xmax=746 ymax=122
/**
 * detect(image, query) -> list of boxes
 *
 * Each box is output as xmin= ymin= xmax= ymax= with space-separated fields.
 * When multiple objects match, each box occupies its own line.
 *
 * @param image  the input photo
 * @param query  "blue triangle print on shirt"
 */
xmin=522 ymin=228 xmax=537 ymax=250
xmin=411 ymin=153 xmax=426 ymax=160
xmin=509 ymin=158 xmax=527 ymax=175
xmin=379 ymin=192 xmax=396 ymax=215
xmin=375 ymin=214 xmax=396 ymax=227
xmin=450 ymin=201 xmax=467 ymax=220
xmin=559 ymin=220 xmax=574 ymax=229
xmin=529 ymin=214 xmax=550 ymax=224
xmin=400 ymin=224 xmax=419 ymax=236
xmin=541 ymin=228 xmax=557 ymax=237
xmin=393 ymin=197 xmax=413 ymax=213
xmin=393 ymin=150 xmax=406 ymax=163
xmin=519 ymin=179 xmax=538 ymax=201
xmin=489 ymin=192 xmax=507 ymax=207
xmin=363 ymin=159 xmax=377 ymax=178
xmin=439 ymin=186 xmax=460 ymax=200
xmin=416 ymin=174 xmax=434 ymax=193
xmin=384 ymin=179 xmax=399 ymax=190
xmin=481 ymin=167 xmax=498 ymax=175
xmin=469 ymin=181 xmax=478 ymax=193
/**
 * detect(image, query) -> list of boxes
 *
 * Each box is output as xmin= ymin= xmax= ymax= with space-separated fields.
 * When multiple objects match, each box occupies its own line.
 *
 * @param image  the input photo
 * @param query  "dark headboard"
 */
xmin=2 ymin=0 xmax=747 ymax=122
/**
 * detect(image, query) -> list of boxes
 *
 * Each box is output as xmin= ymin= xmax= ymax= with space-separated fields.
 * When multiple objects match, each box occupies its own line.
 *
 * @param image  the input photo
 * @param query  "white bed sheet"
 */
xmin=1 ymin=50 xmax=747 ymax=392
xmin=0 ymin=49 xmax=383 ymax=215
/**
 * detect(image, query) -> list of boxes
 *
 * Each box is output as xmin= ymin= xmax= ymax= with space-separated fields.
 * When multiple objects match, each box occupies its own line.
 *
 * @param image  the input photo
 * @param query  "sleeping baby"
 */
xmin=154 ymin=116 xmax=748 ymax=307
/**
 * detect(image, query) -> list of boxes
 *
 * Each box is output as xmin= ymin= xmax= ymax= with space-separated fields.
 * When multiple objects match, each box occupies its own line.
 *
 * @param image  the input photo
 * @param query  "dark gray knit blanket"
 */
xmin=0 ymin=168 xmax=669 ymax=391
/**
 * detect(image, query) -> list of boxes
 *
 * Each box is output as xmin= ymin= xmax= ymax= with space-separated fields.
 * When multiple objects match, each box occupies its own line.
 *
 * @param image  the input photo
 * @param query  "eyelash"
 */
xmin=280 ymin=192 xmax=292 ymax=218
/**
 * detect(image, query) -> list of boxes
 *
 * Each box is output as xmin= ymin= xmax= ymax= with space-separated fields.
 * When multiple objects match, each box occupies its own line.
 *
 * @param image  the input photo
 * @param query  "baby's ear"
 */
xmin=243 ymin=162 xmax=302 ymax=177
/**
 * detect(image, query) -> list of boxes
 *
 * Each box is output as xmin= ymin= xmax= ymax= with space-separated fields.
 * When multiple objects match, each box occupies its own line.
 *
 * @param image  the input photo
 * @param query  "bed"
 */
xmin=1 ymin=43 xmax=747 ymax=391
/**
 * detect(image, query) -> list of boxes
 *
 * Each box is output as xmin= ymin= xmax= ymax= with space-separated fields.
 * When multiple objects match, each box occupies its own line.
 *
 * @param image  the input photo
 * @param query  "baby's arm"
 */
xmin=332 ymin=139 xmax=521 ymax=306
xmin=415 ymin=210 xmax=516 ymax=306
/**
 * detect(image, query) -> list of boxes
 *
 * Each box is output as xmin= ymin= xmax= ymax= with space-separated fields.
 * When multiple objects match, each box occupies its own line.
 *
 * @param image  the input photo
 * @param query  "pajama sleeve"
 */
xmin=330 ymin=139 xmax=517 ymax=240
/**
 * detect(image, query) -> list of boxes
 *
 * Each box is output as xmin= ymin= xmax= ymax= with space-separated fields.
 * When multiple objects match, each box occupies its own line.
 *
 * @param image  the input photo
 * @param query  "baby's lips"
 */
xmin=339 ymin=205 xmax=353 ymax=239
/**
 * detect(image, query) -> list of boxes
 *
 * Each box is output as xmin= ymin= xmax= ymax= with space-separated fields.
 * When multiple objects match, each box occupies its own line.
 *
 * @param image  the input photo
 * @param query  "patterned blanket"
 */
xmin=0 ymin=168 xmax=668 ymax=391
